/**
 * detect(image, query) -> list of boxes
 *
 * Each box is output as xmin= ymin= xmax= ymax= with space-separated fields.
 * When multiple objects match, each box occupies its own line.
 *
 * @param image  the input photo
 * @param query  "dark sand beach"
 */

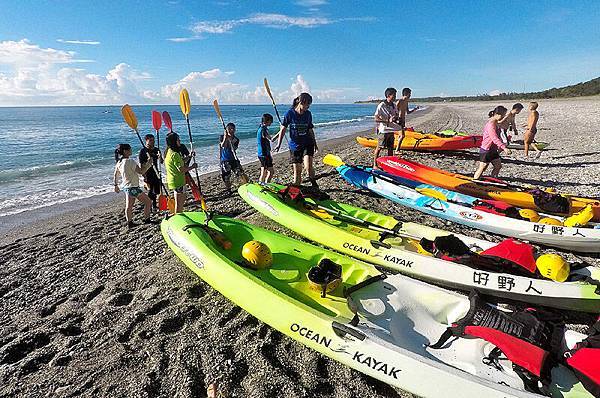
xmin=1 ymin=99 xmax=599 ymax=397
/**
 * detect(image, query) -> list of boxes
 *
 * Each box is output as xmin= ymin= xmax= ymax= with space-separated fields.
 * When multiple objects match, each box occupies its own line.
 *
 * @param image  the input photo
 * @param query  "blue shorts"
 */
xmin=123 ymin=187 xmax=144 ymax=197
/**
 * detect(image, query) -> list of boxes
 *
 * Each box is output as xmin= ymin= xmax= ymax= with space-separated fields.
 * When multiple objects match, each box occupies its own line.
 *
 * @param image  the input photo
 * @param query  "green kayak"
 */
xmin=161 ymin=211 xmax=593 ymax=397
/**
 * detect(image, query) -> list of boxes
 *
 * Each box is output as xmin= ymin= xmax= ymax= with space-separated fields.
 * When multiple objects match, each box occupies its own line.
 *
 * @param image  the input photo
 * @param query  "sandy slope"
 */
xmin=1 ymin=98 xmax=599 ymax=398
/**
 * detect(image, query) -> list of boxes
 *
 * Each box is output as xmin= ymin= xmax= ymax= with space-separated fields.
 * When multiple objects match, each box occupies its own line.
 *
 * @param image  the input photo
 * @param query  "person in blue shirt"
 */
xmin=219 ymin=122 xmax=242 ymax=194
xmin=257 ymin=113 xmax=274 ymax=183
xmin=274 ymin=93 xmax=319 ymax=187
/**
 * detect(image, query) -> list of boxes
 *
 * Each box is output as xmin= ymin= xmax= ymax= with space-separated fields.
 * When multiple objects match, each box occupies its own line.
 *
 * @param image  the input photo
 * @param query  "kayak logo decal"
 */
xmin=167 ymin=226 xmax=204 ymax=269
xmin=247 ymin=192 xmax=279 ymax=216
xmin=386 ymin=160 xmax=415 ymax=173
xmin=382 ymin=254 xmax=413 ymax=267
xmin=290 ymin=323 xmax=332 ymax=348
xmin=352 ymin=352 xmax=401 ymax=379
xmin=459 ymin=211 xmax=483 ymax=221
xmin=343 ymin=242 xmax=371 ymax=255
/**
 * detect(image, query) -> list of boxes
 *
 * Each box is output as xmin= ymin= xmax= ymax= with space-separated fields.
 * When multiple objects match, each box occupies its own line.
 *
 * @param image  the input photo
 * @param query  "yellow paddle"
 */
xmin=178 ymin=89 xmax=207 ymax=211
xmin=415 ymin=187 xmax=449 ymax=201
xmin=263 ymin=78 xmax=288 ymax=144
xmin=212 ymin=99 xmax=249 ymax=184
xmin=120 ymin=104 xmax=173 ymax=212
xmin=322 ymin=153 xmax=345 ymax=168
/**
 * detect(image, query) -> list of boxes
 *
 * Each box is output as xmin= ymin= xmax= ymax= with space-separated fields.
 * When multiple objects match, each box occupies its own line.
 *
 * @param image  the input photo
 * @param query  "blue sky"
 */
xmin=0 ymin=0 xmax=598 ymax=105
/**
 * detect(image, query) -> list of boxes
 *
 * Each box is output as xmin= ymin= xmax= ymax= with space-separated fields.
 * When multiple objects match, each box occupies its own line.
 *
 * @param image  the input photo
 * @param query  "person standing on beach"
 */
xmin=523 ymin=102 xmax=541 ymax=158
xmin=395 ymin=87 xmax=420 ymax=152
xmin=373 ymin=88 xmax=401 ymax=168
xmin=113 ymin=143 xmax=154 ymax=228
xmin=219 ymin=123 xmax=243 ymax=194
xmin=138 ymin=134 xmax=162 ymax=211
xmin=474 ymin=106 xmax=511 ymax=179
xmin=498 ymin=103 xmax=524 ymax=144
xmin=274 ymin=93 xmax=319 ymax=188
xmin=164 ymin=133 xmax=197 ymax=214
xmin=257 ymin=113 xmax=274 ymax=183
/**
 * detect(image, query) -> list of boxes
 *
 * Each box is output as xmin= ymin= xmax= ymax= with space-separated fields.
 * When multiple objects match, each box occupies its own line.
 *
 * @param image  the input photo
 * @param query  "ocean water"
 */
xmin=0 ymin=104 xmax=380 ymax=217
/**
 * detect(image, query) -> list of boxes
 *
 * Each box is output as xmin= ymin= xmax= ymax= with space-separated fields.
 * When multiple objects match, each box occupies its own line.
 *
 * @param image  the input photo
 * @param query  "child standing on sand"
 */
xmin=274 ymin=93 xmax=319 ymax=188
xmin=219 ymin=123 xmax=243 ymax=194
xmin=113 ymin=143 xmax=154 ymax=228
xmin=138 ymin=134 xmax=162 ymax=210
xmin=165 ymin=133 xmax=197 ymax=214
xmin=373 ymin=88 xmax=401 ymax=168
xmin=523 ymin=102 xmax=541 ymax=158
xmin=257 ymin=113 xmax=274 ymax=183
xmin=395 ymin=87 xmax=420 ymax=151
xmin=474 ymin=106 xmax=512 ymax=180
xmin=498 ymin=103 xmax=524 ymax=144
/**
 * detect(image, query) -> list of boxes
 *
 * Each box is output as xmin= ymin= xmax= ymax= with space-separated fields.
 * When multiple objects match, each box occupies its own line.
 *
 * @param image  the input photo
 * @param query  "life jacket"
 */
xmin=428 ymin=292 xmax=558 ymax=394
xmin=529 ymin=189 xmax=570 ymax=214
xmin=564 ymin=320 xmax=600 ymax=397
xmin=277 ymin=186 xmax=330 ymax=202
xmin=419 ymin=236 xmax=537 ymax=277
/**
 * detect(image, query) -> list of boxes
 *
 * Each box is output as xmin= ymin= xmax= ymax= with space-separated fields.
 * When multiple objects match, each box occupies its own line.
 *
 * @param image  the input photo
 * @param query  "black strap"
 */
xmin=344 ymin=274 xmax=387 ymax=298
xmin=427 ymin=327 xmax=455 ymax=349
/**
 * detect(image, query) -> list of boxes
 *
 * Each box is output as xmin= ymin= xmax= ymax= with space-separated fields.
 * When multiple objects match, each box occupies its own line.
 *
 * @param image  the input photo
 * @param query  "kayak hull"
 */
xmin=356 ymin=132 xmax=482 ymax=151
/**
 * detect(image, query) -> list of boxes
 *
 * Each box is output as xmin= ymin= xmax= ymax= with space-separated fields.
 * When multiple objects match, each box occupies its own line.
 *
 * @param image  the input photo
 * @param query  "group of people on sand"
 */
xmin=371 ymin=86 xmax=542 ymax=180
xmin=474 ymin=101 xmax=540 ymax=180
xmin=113 ymin=93 xmax=319 ymax=227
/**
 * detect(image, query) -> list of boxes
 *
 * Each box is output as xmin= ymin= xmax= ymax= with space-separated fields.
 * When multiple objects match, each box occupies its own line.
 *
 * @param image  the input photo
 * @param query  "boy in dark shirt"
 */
xmin=257 ymin=113 xmax=274 ymax=183
xmin=219 ymin=123 xmax=243 ymax=194
xmin=138 ymin=134 xmax=162 ymax=210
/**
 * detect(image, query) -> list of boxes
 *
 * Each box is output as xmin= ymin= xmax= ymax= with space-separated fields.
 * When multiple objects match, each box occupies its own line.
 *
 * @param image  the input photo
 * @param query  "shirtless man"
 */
xmin=523 ymin=102 xmax=541 ymax=158
xmin=395 ymin=87 xmax=419 ymax=151
xmin=498 ymin=103 xmax=524 ymax=144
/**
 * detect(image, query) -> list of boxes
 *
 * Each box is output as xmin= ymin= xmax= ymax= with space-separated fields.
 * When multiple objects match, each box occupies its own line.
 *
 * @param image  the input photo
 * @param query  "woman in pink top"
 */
xmin=473 ymin=106 xmax=512 ymax=179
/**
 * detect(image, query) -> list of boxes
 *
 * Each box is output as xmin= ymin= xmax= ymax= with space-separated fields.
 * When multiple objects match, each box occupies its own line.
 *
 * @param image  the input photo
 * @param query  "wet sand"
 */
xmin=1 ymin=98 xmax=599 ymax=397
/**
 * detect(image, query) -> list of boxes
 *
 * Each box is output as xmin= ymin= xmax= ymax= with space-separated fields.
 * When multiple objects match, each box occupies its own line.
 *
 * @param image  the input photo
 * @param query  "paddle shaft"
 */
xmin=184 ymin=116 xmax=203 ymax=194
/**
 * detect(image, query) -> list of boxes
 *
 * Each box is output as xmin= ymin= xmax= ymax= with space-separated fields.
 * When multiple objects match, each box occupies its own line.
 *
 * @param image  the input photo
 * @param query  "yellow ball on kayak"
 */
xmin=536 ymin=254 xmax=570 ymax=282
xmin=538 ymin=217 xmax=563 ymax=226
xmin=241 ymin=240 xmax=272 ymax=269
xmin=519 ymin=209 xmax=540 ymax=222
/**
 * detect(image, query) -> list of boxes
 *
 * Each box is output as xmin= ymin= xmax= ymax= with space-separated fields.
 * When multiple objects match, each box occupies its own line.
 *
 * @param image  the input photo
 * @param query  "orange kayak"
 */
xmin=356 ymin=131 xmax=482 ymax=151
xmin=377 ymin=156 xmax=600 ymax=221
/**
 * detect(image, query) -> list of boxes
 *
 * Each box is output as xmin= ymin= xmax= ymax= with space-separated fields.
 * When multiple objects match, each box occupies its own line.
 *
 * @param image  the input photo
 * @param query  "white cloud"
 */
xmin=488 ymin=89 xmax=502 ymax=96
xmin=170 ymin=13 xmax=374 ymax=41
xmin=57 ymin=39 xmax=101 ymax=45
xmin=296 ymin=0 xmax=328 ymax=6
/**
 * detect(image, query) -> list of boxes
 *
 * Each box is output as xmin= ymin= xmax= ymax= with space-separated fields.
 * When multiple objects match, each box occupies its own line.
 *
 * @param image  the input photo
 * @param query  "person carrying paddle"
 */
xmin=219 ymin=122 xmax=243 ymax=194
xmin=523 ymin=102 xmax=542 ymax=159
xmin=138 ymin=134 xmax=162 ymax=211
xmin=113 ymin=143 xmax=154 ymax=228
xmin=474 ymin=106 xmax=511 ymax=180
xmin=498 ymin=103 xmax=524 ymax=144
xmin=274 ymin=93 xmax=319 ymax=188
xmin=373 ymin=88 xmax=401 ymax=168
xmin=395 ymin=87 xmax=420 ymax=152
xmin=165 ymin=132 xmax=197 ymax=214
xmin=257 ymin=113 xmax=274 ymax=183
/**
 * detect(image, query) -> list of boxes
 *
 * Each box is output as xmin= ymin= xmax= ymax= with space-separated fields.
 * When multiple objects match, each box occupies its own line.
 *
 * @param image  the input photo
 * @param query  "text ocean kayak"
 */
xmin=161 ymin=211 xmax=593 ymax=398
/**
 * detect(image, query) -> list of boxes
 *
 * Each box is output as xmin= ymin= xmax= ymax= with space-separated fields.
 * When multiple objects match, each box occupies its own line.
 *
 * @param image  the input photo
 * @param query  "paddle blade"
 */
xmin=323 ymin=154 xmax=344 ymax=168
xmin=200 ymin=196 xmax=207 ymax=212
xmin=158 ymin=194 xmax=168 ymax=211
xmin=264 ymin=78 xmax=274 ymax=101
xmin=162 ymin=111 xmax=173 ymax=132
xmin=179 ymin=89 xmax=191 ymax=116
xmin=212 ymin=99 xmax=223 ymax=120
xmin=121 ymin=104 xmax=138 ymax=130
xmin=152 ymin=110 xmax=162 ymax=131
xmin=416 ymin=187 xmax=448 ymax=201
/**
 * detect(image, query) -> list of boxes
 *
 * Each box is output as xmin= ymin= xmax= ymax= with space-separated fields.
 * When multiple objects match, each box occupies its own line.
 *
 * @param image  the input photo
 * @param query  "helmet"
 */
xmin=241 ymin=240 xmax=272 ymax=270
xmin=519 ymin=209 xmax=540 ymax=222
xmin=536 ymin=254 xmax=570 ymax=282
xmin=538 ymin=217 xmax=563 ymax=226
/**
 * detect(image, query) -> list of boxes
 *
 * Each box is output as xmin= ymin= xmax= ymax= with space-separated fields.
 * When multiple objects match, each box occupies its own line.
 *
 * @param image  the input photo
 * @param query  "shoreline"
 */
xmin=1 ymin=100 xmax=598 ymax=398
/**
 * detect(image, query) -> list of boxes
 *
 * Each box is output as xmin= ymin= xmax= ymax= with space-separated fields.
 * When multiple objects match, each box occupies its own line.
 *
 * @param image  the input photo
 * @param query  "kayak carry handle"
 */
xmin=344 ymin=274 xmax=387 ymax=298
xmin=332 ymin=321 xmax=366 ymax=341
